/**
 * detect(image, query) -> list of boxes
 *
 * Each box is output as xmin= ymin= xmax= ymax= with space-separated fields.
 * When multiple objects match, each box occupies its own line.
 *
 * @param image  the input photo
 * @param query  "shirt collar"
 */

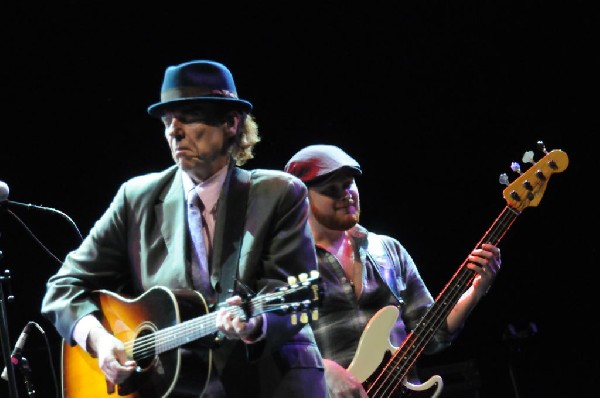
xmin=182 ymin=165 xmax=228 ymax=214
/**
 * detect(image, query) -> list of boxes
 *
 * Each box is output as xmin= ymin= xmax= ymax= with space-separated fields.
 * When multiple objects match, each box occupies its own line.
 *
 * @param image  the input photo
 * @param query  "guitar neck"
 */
xmin=151 ymin=306 xmax=243 ymax=355
xmin=388 ymin=205 xmax=520 ymax=380
xmin=148 ymin=276 xmax=320 ymax=356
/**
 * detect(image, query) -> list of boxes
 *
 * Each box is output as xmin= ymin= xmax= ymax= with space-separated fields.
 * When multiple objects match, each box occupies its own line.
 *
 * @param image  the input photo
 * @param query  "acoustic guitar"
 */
xmin=62 ymin=271 xmax=322 ymax=398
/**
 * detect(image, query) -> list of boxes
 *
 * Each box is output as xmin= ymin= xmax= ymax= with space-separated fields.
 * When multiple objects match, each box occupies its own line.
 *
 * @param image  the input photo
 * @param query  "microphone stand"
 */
xmin=0 ymin=192 xmax=82 ymax=398
xmin=0 ymin=259 xmax=20 ymax=398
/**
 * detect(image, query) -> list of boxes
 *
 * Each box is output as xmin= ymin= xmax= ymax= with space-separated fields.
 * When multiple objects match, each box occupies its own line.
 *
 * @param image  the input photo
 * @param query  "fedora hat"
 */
xmin=147 ymin=60 xmax=253 ymax=117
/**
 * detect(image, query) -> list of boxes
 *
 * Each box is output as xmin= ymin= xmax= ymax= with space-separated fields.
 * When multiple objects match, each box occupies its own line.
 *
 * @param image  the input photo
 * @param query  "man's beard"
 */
xmin=311 ymin=202 xmax=360 ymax=231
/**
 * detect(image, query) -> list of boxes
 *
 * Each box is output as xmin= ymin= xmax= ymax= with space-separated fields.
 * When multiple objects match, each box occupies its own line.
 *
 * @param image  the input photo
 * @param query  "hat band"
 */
xmin=161 ymin=86 xmax=239 ymax=102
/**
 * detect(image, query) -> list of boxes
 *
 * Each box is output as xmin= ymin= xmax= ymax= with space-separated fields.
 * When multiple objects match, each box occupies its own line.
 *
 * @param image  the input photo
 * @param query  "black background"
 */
xmin=1 ymin=2 xmax=596 ymax=397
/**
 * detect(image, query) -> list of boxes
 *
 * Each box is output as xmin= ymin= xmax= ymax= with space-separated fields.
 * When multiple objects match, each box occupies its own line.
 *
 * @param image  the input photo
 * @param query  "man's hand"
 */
xmin=466 ymin=243 xmax=502 ymax=297
xmin=216 ymin=296 xmax=263 ymax=342
xmin=324 ymin=359 xmax=368 ymax=397
xmin=87 ymin=327 xmax=137 ymax=394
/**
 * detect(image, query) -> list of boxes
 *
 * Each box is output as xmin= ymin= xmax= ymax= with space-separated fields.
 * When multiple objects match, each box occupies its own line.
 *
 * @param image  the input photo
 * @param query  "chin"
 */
xmin=177 ymin=157 xmax=196 ymax=169
xmin=339 ymin=217 xmax=358 ymax=230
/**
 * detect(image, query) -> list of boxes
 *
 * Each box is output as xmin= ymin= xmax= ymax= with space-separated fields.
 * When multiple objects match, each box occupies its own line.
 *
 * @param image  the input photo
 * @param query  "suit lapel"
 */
xmin=158 ymin=169 xmax=189 ymax=286
xmin=212 ymin=164 xmax=251 ymax=302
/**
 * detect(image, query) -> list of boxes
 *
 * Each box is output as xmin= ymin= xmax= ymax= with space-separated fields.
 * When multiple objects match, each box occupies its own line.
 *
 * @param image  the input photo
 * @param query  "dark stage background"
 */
xmin=1 ymin=2 xmax=596 ymax=397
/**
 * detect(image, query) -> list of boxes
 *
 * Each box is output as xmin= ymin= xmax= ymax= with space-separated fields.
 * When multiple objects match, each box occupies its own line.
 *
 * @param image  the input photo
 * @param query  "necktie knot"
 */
xmin=189 ymin=192 xmax=204 ymax=211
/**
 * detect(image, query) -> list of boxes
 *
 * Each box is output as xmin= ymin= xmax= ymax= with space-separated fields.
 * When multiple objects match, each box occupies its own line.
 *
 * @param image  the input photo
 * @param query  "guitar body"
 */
xmin=347 ymin=306 xmax=399 ymax=382
xmin=347 ymin=306 xmax=443 ymax=398
xmin=62 ymin=286 xmax=212 ymax=398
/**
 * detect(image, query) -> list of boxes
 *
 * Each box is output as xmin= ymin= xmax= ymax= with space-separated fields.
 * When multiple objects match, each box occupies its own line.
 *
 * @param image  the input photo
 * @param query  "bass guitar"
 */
xmin=62 ymin=271 xmax=322 ymax=398
xmin=347 ymin=143 xmax=568 ymax=397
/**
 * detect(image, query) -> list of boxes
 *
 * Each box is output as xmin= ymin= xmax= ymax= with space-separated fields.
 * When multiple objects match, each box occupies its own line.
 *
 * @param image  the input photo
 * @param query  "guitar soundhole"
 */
xmin=132 ymin=328 xmax=157 ymax=369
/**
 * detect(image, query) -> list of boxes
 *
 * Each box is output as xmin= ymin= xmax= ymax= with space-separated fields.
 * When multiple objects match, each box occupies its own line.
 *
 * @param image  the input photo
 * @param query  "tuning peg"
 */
xmin=499 ymin=173 xmax=510 ymax=186
xmin=522 ymin=150 xmax=535 ymax=165
xmin=300 ymin=312 xmax=309 ymax=324
xmin=298 ymin=273 xmax=308 ymax=282
xmin=310 ymin=270 xmax=319 ymax=279
xmin=510 ymin=162 xmax=522 ymax=175
xmin=287 ymin=275 xmax=297 ymax=285
xmin=536 ymin=140 xmax=548 ymax=154
xmin=311 ymin=309 xmax=319 ymax=321
xmin=290 ymin=313 xmax=298 ymax=325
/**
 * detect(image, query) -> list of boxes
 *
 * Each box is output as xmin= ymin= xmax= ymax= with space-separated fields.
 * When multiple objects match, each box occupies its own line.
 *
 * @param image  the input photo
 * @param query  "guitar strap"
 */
xmin=215 ymin=168 xmax=251 ymax=306
xmin=366 ymin=233 xmax=404 ymax=307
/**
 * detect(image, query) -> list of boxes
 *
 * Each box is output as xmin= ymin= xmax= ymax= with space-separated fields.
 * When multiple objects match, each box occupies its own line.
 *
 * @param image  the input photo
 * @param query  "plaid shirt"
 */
xmin=311 ymin=224 xmax=453 ymax=369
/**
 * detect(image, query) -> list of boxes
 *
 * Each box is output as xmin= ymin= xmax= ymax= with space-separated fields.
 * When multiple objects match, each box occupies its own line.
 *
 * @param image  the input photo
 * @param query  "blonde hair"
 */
xmin=231 ymin=113 xmax=261 ymax=166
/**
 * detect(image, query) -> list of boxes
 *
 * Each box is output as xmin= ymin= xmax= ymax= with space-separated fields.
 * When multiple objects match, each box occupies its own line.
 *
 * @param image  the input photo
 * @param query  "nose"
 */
xmin=166 ymin=119 xmax=185 ymax=139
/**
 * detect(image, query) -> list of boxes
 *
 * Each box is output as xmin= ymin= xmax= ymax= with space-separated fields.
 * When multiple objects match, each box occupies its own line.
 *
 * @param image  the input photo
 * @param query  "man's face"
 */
xmin=308 ymin=171 xmax=360 ymax=231
xmin=161 ymin=104 xmax=239 ymax=181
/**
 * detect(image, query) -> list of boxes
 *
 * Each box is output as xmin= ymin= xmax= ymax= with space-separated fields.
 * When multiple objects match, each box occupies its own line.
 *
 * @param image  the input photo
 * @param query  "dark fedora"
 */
xmin=147 ymin=60 xmax=253 ymax=117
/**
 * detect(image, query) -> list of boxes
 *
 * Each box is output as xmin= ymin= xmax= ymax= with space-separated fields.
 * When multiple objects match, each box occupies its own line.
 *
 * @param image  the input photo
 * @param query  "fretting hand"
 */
xmin=466 ymin=243 xmax=501 ymax=296
xmin=216 ymin=295 xmax=263 ymax=342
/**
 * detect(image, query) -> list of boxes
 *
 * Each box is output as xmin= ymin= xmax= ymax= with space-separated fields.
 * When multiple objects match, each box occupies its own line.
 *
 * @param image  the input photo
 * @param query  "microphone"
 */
xmin=0 ymin=180 xmax=8 ymax=202
xmin=10 ymin=321 xmax=33 ymax=363
xmin=0 ymin=179 xmax=83 ymax=241
xmin=1 ymin=321 xmax=33 ymax=381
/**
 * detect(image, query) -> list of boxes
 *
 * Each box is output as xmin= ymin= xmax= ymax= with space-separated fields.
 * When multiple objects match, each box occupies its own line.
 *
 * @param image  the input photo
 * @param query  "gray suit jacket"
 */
xmin=41 ymin=163 xmax=326 ymax=397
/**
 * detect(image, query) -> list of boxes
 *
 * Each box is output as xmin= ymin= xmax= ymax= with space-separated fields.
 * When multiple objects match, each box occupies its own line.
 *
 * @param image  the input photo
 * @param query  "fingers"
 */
xmin=225 ymin=295 xmax=242 ymax=306
xmin=97 ymin=335 xmax=137 ymax=388
xmin=216 ymin=307 xmax=244 ymax=340
xmin=216 ymin=300 xmax=261 ymax=341
xmin=100 ymin=357 xmax=137 ymax=385
xmin=219 ymin=296 xmax=244 ymax=338
xmin=467 ymin=244 xmax=501 ymax=275
xmin=324 ymin=359 xmax=368 ymax=397
xmin=106 ymin=379 xmax=115 ymax=395
xmin=482 ymin=243 xmax=501 ymax=263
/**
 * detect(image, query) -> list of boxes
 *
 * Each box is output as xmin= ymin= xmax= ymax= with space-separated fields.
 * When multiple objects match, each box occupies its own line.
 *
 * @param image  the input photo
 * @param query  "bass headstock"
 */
xmin=499 ymin=141 xmax=568 ymax=212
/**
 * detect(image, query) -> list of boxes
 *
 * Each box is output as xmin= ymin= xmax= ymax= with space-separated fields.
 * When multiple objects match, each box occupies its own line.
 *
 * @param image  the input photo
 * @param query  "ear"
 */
xmin=224 ymin=111 xmax=241 ymax=136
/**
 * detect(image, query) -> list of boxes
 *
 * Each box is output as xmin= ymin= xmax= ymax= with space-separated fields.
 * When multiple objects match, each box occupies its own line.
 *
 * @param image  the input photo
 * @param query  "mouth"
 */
xmin=335 ymin=204 xmax=357 ymax=213
xmin=174 ymin=147 xmax=195 ymax=157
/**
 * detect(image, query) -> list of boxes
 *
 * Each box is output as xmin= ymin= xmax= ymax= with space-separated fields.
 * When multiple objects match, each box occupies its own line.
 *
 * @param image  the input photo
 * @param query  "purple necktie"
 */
xmin=188 ymin=192 xmax=214 ymax=300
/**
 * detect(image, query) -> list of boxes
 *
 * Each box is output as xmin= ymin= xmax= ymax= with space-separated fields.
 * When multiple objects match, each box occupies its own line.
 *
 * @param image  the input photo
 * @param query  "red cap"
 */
xmin=285 ymin=145 xmax=362 ymax=185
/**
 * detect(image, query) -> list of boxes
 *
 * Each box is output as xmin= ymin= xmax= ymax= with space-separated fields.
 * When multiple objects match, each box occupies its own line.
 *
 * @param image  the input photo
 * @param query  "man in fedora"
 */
xmin=41 ymin=60 xmax=327 ymax=397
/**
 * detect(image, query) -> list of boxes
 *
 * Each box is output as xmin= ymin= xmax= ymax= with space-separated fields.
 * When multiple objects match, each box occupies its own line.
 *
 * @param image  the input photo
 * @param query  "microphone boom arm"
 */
xmin=6 ymin=201 xmax=83 ymax=241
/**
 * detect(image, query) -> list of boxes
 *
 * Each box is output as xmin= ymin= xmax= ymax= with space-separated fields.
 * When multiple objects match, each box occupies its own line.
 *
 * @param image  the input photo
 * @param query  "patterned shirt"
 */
xmin=311 ymin=224 xmax=453 ymax=370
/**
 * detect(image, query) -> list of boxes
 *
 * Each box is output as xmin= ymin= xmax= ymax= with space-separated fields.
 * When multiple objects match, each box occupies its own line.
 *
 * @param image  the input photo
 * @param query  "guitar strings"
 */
xmin=367 ymin=206 xmax=519 ymax=398
xmin=368 ymin=158 xmax=556 ymax=396
xmin=370 ymin=206 xmax=518 ymax=397
xmin=120 ymin=281 xmax=315 ymax=361
xmin=124 ymin=295 xmax=265 ymax=359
